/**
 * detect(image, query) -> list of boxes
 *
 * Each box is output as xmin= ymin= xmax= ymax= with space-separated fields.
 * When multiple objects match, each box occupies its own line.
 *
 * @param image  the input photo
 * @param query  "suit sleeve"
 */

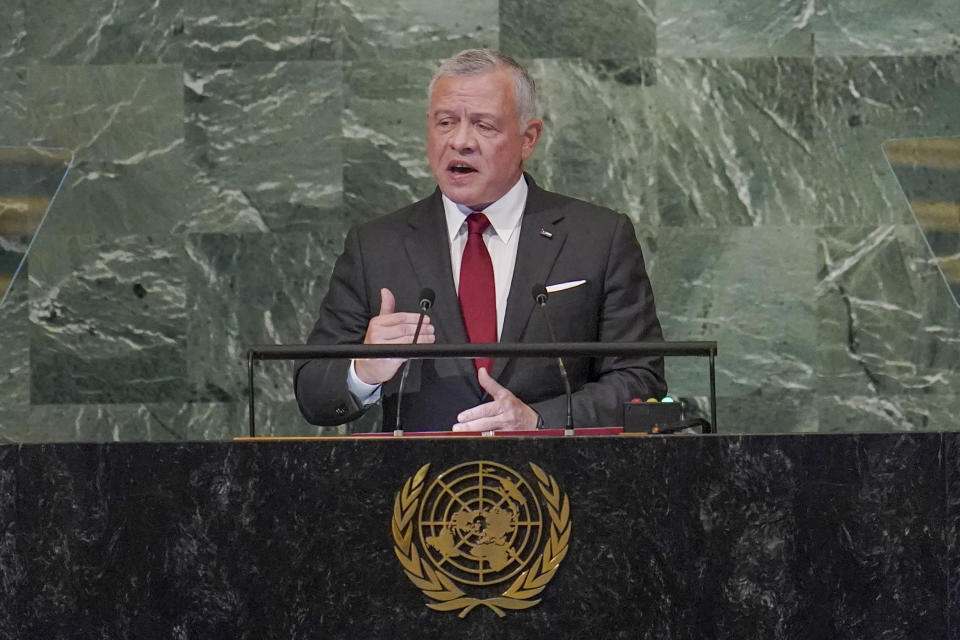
xmin=528 ymin=214 xmax=666 ymax=427
xmin=294 ymin=225 xmax=373 ymax=426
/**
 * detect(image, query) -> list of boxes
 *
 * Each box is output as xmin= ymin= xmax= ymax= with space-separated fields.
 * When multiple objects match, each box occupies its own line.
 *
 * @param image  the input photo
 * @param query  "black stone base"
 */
xmin=1 ymin=432 xmax=957 ymax=639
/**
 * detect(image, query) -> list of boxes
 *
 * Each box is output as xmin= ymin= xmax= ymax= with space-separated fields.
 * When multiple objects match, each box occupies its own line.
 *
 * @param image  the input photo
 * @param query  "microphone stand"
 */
xmin=533 ymin=286 xmax=574 ymax=434
xmin=394 ymin=289 xmax=434 ymax=435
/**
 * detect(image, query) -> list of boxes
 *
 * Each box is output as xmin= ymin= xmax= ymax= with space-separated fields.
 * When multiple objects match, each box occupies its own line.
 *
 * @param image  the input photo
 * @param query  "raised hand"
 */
xmin=354 ymin=288 xmax=435 ymax=385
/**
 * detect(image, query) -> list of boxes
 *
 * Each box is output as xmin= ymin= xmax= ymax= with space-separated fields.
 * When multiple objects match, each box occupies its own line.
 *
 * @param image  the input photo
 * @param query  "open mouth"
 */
xmin=448 ymin=162 xmax=478 ymax=175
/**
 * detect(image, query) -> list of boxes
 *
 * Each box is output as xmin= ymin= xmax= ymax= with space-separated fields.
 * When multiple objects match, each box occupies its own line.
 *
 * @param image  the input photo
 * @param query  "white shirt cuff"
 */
xmin=347 ymin=360 xmax=382 ymax=405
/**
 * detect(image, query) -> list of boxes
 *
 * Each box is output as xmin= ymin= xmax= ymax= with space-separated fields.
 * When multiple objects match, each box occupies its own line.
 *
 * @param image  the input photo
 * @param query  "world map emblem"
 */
xmin=391 ymin=461 xmax=571 ymax=617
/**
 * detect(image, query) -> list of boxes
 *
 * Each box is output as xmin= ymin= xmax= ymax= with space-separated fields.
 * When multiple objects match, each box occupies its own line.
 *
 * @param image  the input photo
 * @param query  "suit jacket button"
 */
xmin=335 ymin=405 xmax=347 ymax=417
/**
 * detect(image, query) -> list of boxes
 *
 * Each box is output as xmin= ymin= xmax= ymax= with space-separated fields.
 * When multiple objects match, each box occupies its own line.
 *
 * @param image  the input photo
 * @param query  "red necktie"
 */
xmin=459 ymin=213 xmax=496 ymax=375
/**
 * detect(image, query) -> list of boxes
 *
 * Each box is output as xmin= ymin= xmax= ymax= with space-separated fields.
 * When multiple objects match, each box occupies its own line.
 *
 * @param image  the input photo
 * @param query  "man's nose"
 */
xmin=450 ymin=121 xmax=475 ymax=152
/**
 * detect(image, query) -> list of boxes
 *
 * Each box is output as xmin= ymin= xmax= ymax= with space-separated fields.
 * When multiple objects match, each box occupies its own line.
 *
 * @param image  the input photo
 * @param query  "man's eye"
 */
xmin=476 ymin=123 xmax=493 ymax=132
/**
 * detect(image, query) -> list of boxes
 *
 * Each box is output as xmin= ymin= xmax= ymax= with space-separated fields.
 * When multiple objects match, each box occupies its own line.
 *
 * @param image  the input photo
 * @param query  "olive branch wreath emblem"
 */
xmin=391 ymin=462 xmax=571 ymax=618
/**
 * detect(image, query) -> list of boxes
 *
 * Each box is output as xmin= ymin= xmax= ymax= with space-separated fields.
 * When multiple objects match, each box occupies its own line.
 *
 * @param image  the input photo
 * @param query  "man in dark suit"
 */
xmin=295 ymin=49 xmax=666 ymax=431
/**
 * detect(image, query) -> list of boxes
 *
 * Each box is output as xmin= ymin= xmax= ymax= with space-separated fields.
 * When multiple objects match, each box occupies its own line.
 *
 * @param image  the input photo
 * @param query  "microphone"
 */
xmin=395 ymin=288 xmax=435 ymax=432
xmin=531 ymin=284 xmax=573 ymax=431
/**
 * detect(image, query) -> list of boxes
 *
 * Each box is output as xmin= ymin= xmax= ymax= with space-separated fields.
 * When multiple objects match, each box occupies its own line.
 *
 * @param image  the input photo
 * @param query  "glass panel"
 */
xmin=0 ymin=147 xmax=74 ymax=308
xmin=883 ymin=137 xmax=960 ymax=308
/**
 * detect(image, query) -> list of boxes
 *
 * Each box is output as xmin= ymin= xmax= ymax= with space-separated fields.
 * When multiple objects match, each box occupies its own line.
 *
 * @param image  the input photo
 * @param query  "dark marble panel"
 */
xmin=0 ymin=435 xmax=949 ymax=637
xmin=524 ymin=58 xmax=657 ymax=224
xmin=598 ymin=435 xmax=806 ymax=637
xmin=341 ymin=0 xmax=498 ymax=60
xmin=0 ymin=445 xmax=19 ymax=637
xmin=342 ymin=59 xmax=438 ymax=219
xmin=28 ymin=234 xmax=188 ymax=404
xmin=650 ymin=58 xmax=819 ymax=227
xmin=658 ymin=0 xmax=813 ymax=58
xmin=813 ymin=55 xmax=960 ymax=225
xmin=183 ymin=61 xmax=343 ymax=233
xmin=814 ymin=0 xmax=960 ymax=56
xmin=24 ymin=0 xmax=184 ymax=64
xmin=184 ymin=0 xmax=339 ymax=63
xmin=26 ymin=64 xmax=189 ymax=236
xmin=649 ymin=226 xmax=818 ymax=401
xmin=184 ymin=230 xmax=347 ymax=404
xmin=789 ymin=433 xmax=946 ymax=638
xmin=499 ymin=0 xmax=654 ymax=59
xmin=816 ymin=225 xmax=960 ymax=397
xmin=947 ymin=432 xmax=960 ymax=640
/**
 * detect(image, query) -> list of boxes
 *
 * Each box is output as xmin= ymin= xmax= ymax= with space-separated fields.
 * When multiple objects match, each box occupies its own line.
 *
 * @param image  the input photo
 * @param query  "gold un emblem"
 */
xmin=392 ymin=461 xmax=571 ymax=617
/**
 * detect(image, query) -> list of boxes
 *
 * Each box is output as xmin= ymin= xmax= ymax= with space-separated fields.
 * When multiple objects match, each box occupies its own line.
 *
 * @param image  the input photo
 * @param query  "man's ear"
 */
xmin=520 ymin=119 xmax=543 ymax=161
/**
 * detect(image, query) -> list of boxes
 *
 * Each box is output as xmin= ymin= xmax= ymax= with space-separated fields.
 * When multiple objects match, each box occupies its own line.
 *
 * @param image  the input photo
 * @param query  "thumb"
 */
xmin=378 ymin=287 xmax=396 ymax=316
xmin=477 ymin=367 xmax=506 ymax=398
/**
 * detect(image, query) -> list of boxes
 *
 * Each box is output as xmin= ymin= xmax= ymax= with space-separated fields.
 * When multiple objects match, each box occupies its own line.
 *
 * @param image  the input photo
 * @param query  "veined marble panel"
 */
xmin=341 ymin=0 xmax=498 ymax=60
xmin=185 ymin=230 xmax=348 ymax=404
xmin=0 ymin=276 xmax=29 ymax=439
xmin=816 ymin=393 xmax=960 ymax=433
xmin=647 ymin=226 xmax=818 ymax=402
xmin=342 ymin=59 xmax=438 ymax=219
xmin=24 ymin=0 xmax=184 ymax=64
xmin=248 ymin=400 xmax=381 ymax=437
xmin=813 ymin=56 xmax=960 ymax=225
xmin=20 ymin=403 xmax=184 ymax=443
xmin=0 ymin=0 xmax=25 ymax=67
xmin=813 ymin=0 xmax=960 ymax=56
xmin=525 ymin=58 xmax=657 ymax=225
xmin=183 ymin=61 xmax=343 ymax=233
xmin=28 ymin=234 xmax=188 ymax=404
xmin=26 ymin=65 xmax=188 ymax=235
xmin=650 ymin=58 xmax=819 ymax=226
xmin=658 ymin=0 xmax=814 ymax=58
xmin=499 ymin=0 xmax=654 ymax=59
xmin=816 ymin=225 xmax=960 ymax=398
xmin=26 ymin=64 xmax=183 ymax=163
xmin=0 ymin=69 xmax=27 ymax=146
xmin=184 ymin=0 xmax=339 ymax=62
xmin=676 ymin=392 xmax=817 ymax=434
xmin=21 ymin=402 xmax=249 ymax=442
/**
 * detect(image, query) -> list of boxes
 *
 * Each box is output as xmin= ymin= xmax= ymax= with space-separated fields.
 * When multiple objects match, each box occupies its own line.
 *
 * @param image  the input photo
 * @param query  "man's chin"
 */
xmin=438 ymin=183 xmax=487 ymax=210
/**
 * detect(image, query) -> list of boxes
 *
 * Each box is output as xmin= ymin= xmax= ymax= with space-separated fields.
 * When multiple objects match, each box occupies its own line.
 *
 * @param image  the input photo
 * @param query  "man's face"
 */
xmin=426 ymin=69 xmax=542 ymax=211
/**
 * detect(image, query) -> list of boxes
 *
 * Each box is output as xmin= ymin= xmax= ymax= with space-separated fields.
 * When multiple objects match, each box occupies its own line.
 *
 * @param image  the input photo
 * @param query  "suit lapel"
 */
xmin=493 ymin=179 xmax=567 ymax=379
xmin=402 ymin=190 xmax=478 ymax=392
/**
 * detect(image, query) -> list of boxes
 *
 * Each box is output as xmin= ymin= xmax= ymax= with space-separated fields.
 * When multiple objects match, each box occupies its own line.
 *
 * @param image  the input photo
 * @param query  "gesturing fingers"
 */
xmin=452 ymin=371 xmax=539 ymax=431
xmin=366 ymin=315 xmax=435 ymax=343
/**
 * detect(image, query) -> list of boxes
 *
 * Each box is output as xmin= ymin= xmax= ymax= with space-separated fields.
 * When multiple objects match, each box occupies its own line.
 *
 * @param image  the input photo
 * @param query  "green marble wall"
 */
xmin=1 ymin=0 xmax=958 ymax=441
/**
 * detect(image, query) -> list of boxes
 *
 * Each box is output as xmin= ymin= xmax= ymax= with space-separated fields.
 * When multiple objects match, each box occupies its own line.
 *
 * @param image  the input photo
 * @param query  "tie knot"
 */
xmin=466 ymin=212 xmax=491 ymax=236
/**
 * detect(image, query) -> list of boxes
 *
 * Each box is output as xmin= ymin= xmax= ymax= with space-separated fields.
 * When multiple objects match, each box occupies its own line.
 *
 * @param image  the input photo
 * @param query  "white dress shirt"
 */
xmin=348 ymin=175 xmax=529 ymax=403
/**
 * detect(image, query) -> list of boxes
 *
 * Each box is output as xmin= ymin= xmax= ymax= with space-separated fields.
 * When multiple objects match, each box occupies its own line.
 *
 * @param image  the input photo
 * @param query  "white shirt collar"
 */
xmin=441 ymin=175 xmax=528 ymax=243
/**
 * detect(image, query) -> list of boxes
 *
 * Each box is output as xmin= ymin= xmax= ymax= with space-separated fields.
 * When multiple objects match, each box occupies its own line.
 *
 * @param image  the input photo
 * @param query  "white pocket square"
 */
xmin=546 ymin=279 xmax=586 ymax=293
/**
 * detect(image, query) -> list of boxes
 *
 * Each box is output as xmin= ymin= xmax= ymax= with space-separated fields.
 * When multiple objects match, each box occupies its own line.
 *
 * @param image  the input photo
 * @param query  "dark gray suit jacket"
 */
xmin=294 ymin=176 xmax=666 ymax=430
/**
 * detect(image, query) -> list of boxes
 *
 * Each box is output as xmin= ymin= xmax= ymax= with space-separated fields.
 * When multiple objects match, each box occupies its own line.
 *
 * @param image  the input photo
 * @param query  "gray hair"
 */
xmin=428 ymin=49 xmax=540 ymax=125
